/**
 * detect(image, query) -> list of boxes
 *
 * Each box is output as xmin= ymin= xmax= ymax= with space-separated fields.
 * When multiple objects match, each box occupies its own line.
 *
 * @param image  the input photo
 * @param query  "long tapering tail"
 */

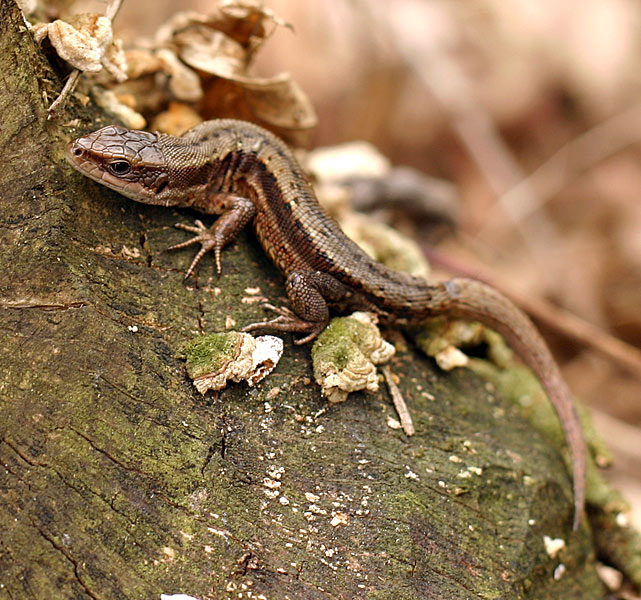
xmin=442 ymin=278 xmax=586 ymax=530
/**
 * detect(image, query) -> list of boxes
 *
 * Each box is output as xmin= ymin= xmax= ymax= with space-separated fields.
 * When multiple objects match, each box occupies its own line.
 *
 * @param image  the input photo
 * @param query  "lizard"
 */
xmin=66 ymin=118 xmax=586 ymax=530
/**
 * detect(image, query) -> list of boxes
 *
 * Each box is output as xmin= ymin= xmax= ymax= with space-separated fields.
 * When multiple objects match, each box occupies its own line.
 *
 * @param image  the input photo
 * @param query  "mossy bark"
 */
xmin=0 ymin=1 xmax=604 ymax=598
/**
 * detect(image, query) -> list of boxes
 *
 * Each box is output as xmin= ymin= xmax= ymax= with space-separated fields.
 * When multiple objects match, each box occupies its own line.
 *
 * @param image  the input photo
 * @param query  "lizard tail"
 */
xmin=442 ymin=277 xmax=586 ymax=531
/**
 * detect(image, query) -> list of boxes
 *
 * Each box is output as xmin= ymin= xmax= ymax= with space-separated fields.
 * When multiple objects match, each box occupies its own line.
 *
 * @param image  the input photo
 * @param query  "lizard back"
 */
xmin=175 ymin=119 xmax=444 ymax=320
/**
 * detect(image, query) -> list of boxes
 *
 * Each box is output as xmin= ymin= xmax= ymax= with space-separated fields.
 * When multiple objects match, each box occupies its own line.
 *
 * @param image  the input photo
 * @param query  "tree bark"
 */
xmin=0 ymin=1 xmax=604 ymax=598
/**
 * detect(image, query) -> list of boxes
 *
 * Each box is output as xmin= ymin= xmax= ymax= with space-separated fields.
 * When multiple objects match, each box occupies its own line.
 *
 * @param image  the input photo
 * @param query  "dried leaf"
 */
xmin=123 ymin=48 xmax=163 ymax=79
xmin=174 ymin=26 xmax=247 ymax=76
xmin=156 ymin=48 xmax=203 ymax=102
xmin=155 ymin=3 xmax=290 ymax=51
xmin=146 ymin=5 xmax=314 ymax=145
xmin=34 ymin=15 xmax=127 ymax=81
xmin=151 ymin=102 xmax=203 ymax=136
xmin=200 ymin=74 xmax=316 ymax=146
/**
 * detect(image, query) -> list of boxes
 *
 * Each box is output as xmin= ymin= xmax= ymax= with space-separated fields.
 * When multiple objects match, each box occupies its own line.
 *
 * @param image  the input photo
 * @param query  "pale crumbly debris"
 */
xmin=120 ymin=245 xmax=141 ymax=259
xmin=386 ymin=416 xmax=402 ymax=429
xmin=553 ymin=563 xmax=566 ymax=580
xmin=33 ymin=14 xmax=127 ymax=81
xmin=543 ymin=535 xmax=566 ymax=558
xmin=329 ymin=512 xmax=349 ymax=527
xmin=595 ymin=563 xmax=624 ymax=592
xmin=311 ymin=312 xmax=395 ymax=404
xmin=434 ymin=345 xmax=469 ymax=371
xmin=265 ymin=387 xmax=281 ymax=400
xmin=181 ymin=331 xmax=283 ymax=394
xmin=91 ymin=88 xmax=146 ymax=129
xmin=307 ymin=141 xmax=391 ymax=184
xmin=456 ymin=465 xmax=482 ymax=479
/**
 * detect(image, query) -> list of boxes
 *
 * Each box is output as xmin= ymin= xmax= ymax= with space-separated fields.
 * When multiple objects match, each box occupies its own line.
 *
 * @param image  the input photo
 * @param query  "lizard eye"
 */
xmin=107 ymin=160 xmax=132 ymax=176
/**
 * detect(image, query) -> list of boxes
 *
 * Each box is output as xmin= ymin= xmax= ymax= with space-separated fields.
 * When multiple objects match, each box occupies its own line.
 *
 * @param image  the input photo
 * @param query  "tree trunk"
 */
xmin=0 ymin=1 xmax=604 ymax=598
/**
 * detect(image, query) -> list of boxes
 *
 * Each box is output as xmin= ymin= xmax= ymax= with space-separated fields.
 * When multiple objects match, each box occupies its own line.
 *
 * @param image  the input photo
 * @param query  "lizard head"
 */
xmin=66 ymin=126 xmax=180 ymax=206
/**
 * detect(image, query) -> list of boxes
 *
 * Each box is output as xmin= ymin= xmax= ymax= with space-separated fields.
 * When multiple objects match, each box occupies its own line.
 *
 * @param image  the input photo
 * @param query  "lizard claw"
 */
xmin=242 ymin=303 xmax=326 ymax=344
xmin=169 ymin=220 xmax=223 ymax=277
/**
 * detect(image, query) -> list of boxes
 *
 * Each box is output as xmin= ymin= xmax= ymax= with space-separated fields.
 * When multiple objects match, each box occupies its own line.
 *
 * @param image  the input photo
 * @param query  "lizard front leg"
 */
xmin=243 ymin=271 xmax=350 ymax=344
xmin=170 ymin=193 xmax=256 ymax=278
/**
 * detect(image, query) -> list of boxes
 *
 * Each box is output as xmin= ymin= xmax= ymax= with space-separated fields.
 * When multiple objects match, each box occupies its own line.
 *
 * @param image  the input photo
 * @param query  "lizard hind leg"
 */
xmin=242 ymin=270 xmax=350 ymax=344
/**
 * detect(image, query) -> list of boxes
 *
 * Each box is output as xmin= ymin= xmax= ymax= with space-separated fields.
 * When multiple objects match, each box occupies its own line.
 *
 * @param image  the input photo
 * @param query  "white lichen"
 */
xmin=311 ymin=312 xmax=395 ymax=403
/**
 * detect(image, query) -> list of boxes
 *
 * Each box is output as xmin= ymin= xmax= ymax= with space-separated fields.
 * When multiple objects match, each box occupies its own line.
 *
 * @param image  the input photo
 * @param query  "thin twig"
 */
xmin=47 ymin=0 xmax=124 ymax=118
xmin=363 ymin=1 xmax=563 ymax=286
xmin=590 ymin=408 xmax=641 ymax=464
xmin=47 ymin=69 xmax=80 ymax=119
xmin=105 ymin=0 xmax=124 ymax=21
xmin=381 ymin=365 xmax=415 ymax=436
xmin=492 ymin=103 xmax=641 ymax=224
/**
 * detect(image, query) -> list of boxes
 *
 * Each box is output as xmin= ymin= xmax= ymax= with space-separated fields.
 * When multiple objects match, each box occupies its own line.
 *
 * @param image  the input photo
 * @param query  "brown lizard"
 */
xmin=66 ymin=119 xmax=586 ymax=530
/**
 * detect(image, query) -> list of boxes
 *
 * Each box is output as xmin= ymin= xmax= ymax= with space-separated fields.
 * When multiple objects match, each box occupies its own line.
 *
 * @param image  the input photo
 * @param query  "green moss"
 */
xmin=312 ymin=318 xmax=363 ymax=369
xmin=312 ymin=315 xmax=384 ymax=368
xmin=180 ymin=331 xmax=244 ymax=378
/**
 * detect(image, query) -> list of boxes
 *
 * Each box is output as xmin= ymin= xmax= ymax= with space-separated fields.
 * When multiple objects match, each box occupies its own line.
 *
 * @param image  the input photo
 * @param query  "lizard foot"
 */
xmin=242 ymin=304 xmax=326 ymax=345
xmin=169 ymin=220 xmax=223 ymax=278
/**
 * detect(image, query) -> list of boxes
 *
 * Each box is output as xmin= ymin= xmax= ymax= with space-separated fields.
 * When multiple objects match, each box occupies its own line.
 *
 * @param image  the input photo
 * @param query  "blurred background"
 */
xmin=94 ymin=0 xmax=641 ymax=526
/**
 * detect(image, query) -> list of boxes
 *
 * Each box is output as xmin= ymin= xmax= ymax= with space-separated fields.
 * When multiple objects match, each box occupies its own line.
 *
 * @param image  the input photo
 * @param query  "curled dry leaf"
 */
xmin=155 ymin=3 xmax=290 ymax=55
xmin=33 ymin=14 xmax=127 ymax=82
xmin=156 ymin=48 xmax=204 ymax=102
xmin=124 ymin=48 xmax=164 ymax=79
xmin=117 ymin=2 xmax=315 ymax=145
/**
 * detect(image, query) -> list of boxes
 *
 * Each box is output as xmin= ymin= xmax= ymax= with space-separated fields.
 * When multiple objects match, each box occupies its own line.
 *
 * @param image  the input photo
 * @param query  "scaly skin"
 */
xmin=66 ymin=119 xmax=586 ymax=530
